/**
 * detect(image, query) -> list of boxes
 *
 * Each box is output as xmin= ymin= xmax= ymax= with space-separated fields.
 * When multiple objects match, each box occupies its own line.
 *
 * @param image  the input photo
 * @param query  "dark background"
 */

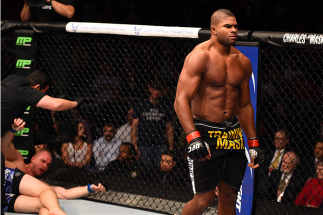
xmin=2 ymin=0 xmax=323 ymax=33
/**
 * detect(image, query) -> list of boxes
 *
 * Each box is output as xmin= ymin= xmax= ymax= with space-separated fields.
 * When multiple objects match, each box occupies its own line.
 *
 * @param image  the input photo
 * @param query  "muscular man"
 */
xmin=20 ymin=0 xmax=75 ymax=22
xmin=1 ymin=69 xmax=82 ymax=211
xmin=3 ymin=119 xmax=106 ymax=214
xmin=174 ymin=9 xmax=264 ymax=215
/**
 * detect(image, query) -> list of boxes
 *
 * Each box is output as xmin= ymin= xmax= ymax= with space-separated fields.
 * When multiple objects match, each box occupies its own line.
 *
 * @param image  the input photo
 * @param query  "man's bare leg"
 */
xmin=217 ymin=180 xmax=238 ymax=215
xmin=14 ymin=195 xmax=49 ymax=215
xmin=19 ymin=174 xmax=66 ymax=215
xmin=182 ymin=189 xmax=215 ymax=215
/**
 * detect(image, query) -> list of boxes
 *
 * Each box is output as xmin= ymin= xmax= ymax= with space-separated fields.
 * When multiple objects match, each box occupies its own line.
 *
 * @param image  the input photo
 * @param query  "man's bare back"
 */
xmin=187 ymin=40 xmax=252 ymax=123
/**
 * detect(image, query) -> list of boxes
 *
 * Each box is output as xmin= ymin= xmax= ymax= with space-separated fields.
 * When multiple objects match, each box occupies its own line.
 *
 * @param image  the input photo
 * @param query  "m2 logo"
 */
xmin=16 ymin=59 xmax=32 ymax=69
xmin=18 ymin=150 xmax=29 ymax=156
xmin=188 ymin=143 xmax=200 ymax=153
xmin=14 ymin=127 xmax=30 ymax=137
xmin=16 ymin=37 xmax=32 ymax=46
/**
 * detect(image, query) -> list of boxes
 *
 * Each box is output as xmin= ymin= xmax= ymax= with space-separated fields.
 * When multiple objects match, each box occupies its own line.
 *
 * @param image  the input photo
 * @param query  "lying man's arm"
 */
xmin=39 ymin=181 xmax=106 ymax=199
xmin=1 ymin=119 xmax=25 ymax=162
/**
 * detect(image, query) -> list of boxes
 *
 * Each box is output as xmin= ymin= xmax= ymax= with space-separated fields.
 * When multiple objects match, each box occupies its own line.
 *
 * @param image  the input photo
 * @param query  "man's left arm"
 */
xmin=237 ymin=57 xmax=264 ymax=168
xmin=51 ymin=183 xmax=106 ymax=199
xmin=237 ymin=58 xmax=256 ymax=140
xmin=166 ymin=122 xmax=174 ymax=150
xmin=48 ymin=0 xmax=75 ymax=19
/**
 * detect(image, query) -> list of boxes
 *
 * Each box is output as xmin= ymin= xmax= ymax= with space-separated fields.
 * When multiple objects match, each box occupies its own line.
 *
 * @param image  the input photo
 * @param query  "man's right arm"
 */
xmin=20 ymin=1 xmax=32 ymax=21
xmin=174 ymin=48 xmax=211 ymax=160
xmin=50 ymin=0 xmax=75 ymax=19
xmin=174 ymin=48 xmax=207 ymax=133
xmin=36 ymin=95 xmax=78 ymax=111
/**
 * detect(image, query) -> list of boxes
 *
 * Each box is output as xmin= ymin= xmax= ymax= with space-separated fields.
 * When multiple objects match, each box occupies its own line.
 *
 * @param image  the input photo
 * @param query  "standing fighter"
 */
xmin=174 ymin=9 xmax=265 ymax=215
xmin=1 ymin=69 xmax=82 ymax=212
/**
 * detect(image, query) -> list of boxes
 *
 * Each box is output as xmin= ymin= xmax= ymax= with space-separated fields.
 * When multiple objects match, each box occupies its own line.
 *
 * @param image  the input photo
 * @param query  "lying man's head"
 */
xmin=29 ymin=149 xmax=52 ymax=176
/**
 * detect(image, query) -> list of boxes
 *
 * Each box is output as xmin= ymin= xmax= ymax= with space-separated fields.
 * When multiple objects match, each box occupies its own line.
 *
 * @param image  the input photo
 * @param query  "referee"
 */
xmin=1 ymin=69 xmax=82 ymax=213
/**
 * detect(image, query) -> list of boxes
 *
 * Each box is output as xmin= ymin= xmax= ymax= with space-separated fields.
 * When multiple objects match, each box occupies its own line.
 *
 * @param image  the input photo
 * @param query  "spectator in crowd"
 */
xmin=269 ymin=129 xmax=292 ymax=172
xmin=61 ymin=121 xmax=92 ymax=168
xmin=258 ymin=129 xmax=292 ymax=198
xmin=104 ymin=142 xmax=148 ymax=180
xmin=118 ymin=55 xmax=143 ymax=98
xmin=131 ymin=81 xmax=174 ymax=168
xmin=71 ymin=106 xmax=92 ymax=142
xmin=266 ymin=151 xmax=305 ymax=203
xmin=263 ymin=129 xmax=292 ymax=175
xmin=92 ymin=123 xmax=122 ymax=171
xmin=20 ymin=0 xmax=75 ymax=22
xmin=294 ymin=160 xmax=323 ymax=208
xmin=100 ymin=89 xmax=128 ymax=128
xmin=150 ymin=150 xmax=186 ymax=186
xmin=314 ymin=141 xmax=323 ymax=166
xmin=50 ymin=106 xmax=92 ymax=142
xmin=115 ymin=107 xmax=133 ymax=143
xmin=301 ymin=140 xmax=323 ymax=179
xmin=92 ymin=63 xmax=120 ymax=105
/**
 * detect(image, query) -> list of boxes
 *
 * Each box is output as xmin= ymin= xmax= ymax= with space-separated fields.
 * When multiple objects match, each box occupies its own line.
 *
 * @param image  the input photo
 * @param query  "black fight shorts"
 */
xmin=188 ymin=118 xmax=247 ymax=194
xmin=3 ymin=168 xmax=25 ymax=212
xmin=3 ymin=194 xmax=19 ymax=212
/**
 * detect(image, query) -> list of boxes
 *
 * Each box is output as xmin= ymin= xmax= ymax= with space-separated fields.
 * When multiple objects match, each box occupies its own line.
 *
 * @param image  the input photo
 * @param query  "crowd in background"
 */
xmin=2 ymin=0 xmax=323 ymax=33
xmin=33 ymin=79 xmax=190 ymax=188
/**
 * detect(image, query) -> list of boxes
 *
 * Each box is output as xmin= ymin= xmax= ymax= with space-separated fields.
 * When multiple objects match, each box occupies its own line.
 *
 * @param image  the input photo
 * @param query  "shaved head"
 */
xmin=210 ymin=9 xmax=235 ymax=26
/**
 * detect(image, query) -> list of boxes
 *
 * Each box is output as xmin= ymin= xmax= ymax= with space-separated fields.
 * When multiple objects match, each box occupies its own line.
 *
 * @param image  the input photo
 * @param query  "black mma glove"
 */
xmin=186 ymin=130 xmax=209 ymax=160
xmin=248 ymin=138 xmax=265 ymax=165
xmin=75 ymin=98 xmax=84 ymax=106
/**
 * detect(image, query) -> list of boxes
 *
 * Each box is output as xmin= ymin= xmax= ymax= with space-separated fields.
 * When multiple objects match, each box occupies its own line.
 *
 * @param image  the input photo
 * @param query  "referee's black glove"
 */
xmin=186 ymin=130 xmax=209 ymax=160
xmin=75 ymin=98 xmax=84 ymax=106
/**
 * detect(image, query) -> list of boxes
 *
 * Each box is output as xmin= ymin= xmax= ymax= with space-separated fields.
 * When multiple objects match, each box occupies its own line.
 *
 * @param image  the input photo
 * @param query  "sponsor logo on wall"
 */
xmin=283 ymin=33 xmax=323 ymax=45
xmin=16 ymin=59 xmax=32 ymax=69
xmin=16 ymin=37 xmax=32 ymax=46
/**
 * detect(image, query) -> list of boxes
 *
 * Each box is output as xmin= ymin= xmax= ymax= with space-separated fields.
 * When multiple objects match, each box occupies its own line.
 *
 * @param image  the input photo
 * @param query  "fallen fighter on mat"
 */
xmin=2 ymin=118 xmax=106 ymax=214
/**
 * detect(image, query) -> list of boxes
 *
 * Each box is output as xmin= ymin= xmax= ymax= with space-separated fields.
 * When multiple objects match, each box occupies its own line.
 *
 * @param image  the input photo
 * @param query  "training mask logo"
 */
xmin=134 ymin=26 xmax=145 ymax=35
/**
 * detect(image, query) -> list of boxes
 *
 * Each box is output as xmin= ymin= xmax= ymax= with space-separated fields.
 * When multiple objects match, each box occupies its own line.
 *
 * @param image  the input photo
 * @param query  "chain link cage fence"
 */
xmin=1 ymin=23 xmax=323 ymax=215
xmin=256 ymin=44 xmax=323 ymax=214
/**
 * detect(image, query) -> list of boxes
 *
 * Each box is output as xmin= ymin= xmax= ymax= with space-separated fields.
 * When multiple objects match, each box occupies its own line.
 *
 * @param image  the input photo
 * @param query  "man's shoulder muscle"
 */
xmin=184 ymin=45 xmax=209 ymax=75
xmin=5 ymin=151 xmax=26 ymax=172
xmin=232 ymin=48 xmax=252 ymax=70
